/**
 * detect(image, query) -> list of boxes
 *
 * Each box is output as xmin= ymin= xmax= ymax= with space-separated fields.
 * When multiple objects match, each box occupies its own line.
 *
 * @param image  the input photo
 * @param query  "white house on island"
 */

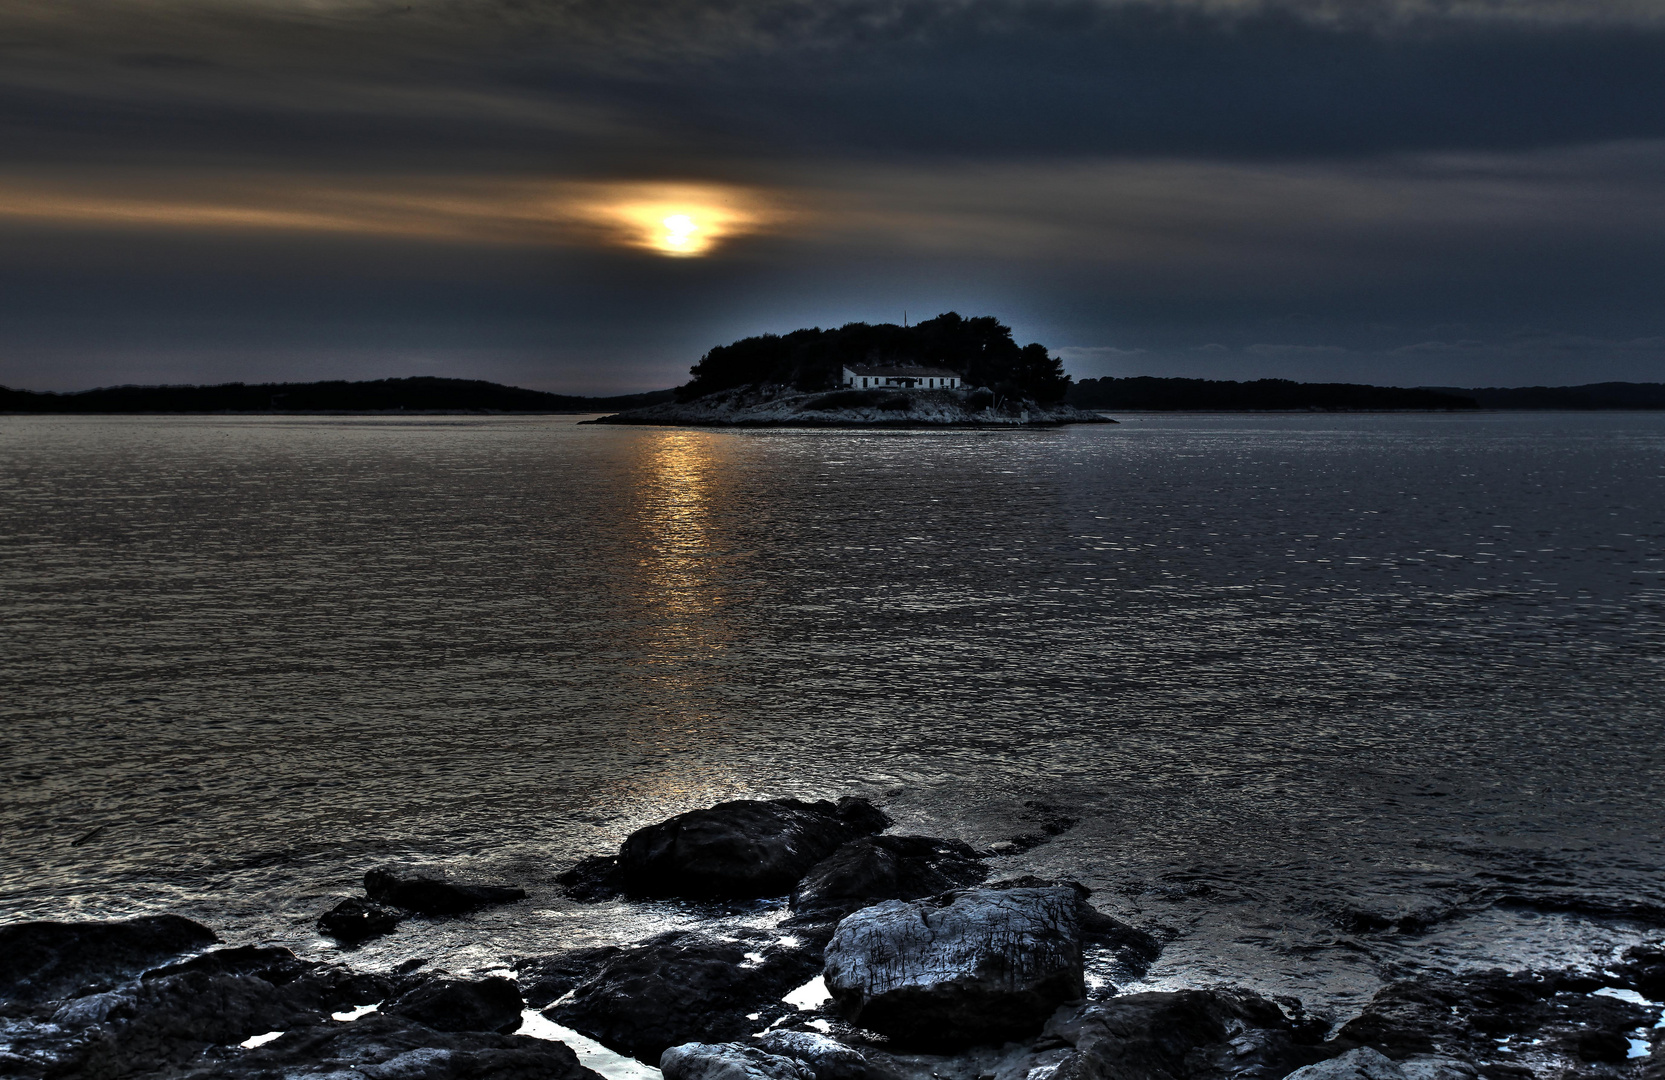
xmin=841 ymin=364 xmax=962 ymax=390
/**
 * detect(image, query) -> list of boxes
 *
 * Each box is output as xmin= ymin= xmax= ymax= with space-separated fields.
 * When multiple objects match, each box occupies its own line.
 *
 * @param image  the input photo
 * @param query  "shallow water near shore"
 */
xmin=2 ymin=411 xmax=1663 ymax=1027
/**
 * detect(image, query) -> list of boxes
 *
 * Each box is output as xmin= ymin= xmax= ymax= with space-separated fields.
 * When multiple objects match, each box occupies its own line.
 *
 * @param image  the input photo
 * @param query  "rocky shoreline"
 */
xmin=582 ymin=386 xmax=1114 ymax=428
xmin=3 ymin=796 xmax=1661 ymax=1080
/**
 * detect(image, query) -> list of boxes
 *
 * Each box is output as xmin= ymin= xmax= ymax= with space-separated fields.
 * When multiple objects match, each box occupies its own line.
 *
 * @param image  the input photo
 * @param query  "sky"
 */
xmin=2 ymin=0 xmax=1664 ymax=394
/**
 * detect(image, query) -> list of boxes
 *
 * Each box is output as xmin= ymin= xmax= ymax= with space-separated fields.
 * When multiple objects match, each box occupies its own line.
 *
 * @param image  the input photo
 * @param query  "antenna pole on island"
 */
xmin=904 ymin=310 xmax=908 ymax=327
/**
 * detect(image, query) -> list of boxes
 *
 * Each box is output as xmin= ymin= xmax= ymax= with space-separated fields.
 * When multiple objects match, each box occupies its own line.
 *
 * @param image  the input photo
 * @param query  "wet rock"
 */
xmin=822 ymin=887 xmax=1084 ymax=1049
xmin=320 ymin=897 xmax=405 ymax=943
xmin=791 ymin=836 xmax=989 ymax=922
xmin=1183 ymin=1027 xmax=1330 ymax=1080
xmin=758 ymin=1030 xmax=889 ymax=1080
xmin=1572 ymin=1028 xmax=1631 ymax=1063
xmin=1338 ymin=973 xmax=1539 ymax=1056
xmin=1619 ymin=944 xmax=1665 ymax=1001
xmin=1330 ymin=896 xmax=1463 ymax=936
xmin=567 ymin=797 xmax=892 ymax=900
xmin=515 ymin=947 xmax=625 ymax=1009
xmin=1043 ymin=990 xmax=1323 ymax=1080
xmin=184 ymin=1011 xmax=604 ymax=1080
xmin=1283 ymin=1049 xmax=1477 ymax=1080
xmin=0 ymin=915 xmax=218 ymax=1004
xmin=11 ymin=956 xmax=392 ymax=1078
xmin=385 ymin=976 xmax=524 ymax=1034
xmin=547 ymin=930 xmax=823 ymax=1062
xmin=987 ymin=876 xmax=1163 ymax=973
xmin=557 ymin=856 xmax=628 ymax=902
xmin=364 ymin=868 xmax=528 ymax=916
xmin=1284 ymin=1048 xmax=1412 ymax=1080
xmin=1395 ymin=1058 xmax=1479 ymax=1080
xmin=988 ymin=802 xmax=1080 ymax=855
xmin=662 ymin=1041 xmax=817 ymax=1080
xmin=143 ymin=945 xmax=311 ymax=984
xmin=1337 ymin=969 xmax=1656 ymax=1066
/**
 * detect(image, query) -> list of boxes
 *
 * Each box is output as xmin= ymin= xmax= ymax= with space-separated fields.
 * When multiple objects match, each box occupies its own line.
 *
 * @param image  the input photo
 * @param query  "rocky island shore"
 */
xmin=3 ymin=795 xmax=1661 ymax=1080
xmin=585 ymin=385 xmax=1112 ymax=428
xmin=586 ymin=313 xmax=1110 ymax=429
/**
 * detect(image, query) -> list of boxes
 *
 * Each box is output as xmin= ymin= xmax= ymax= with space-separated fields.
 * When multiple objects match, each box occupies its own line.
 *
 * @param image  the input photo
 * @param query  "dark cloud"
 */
xmin=7 ymin=0 xmax=1665 ymax=166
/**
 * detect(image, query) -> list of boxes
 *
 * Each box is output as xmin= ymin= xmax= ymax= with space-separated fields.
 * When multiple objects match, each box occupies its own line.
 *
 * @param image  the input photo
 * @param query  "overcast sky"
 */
xmin=2 ymin=0 xmax=1663 ymax=393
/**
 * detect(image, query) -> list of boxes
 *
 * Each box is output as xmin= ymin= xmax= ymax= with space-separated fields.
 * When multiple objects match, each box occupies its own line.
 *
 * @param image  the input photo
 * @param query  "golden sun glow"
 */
xmin=0 ymin=174 xmax=786 ymax=257
xmin=660 ymin=214 xmax=700 ymax=253
xmin=581 ymin=187 xmax=776 ymax=257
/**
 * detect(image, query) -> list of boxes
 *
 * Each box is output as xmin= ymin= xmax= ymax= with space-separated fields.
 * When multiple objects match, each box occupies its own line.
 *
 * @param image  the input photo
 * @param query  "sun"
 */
xmin=659 ymin=214 xmax=702 ymax=254
xmin=566 ymin=184 xmax=781 ymax=257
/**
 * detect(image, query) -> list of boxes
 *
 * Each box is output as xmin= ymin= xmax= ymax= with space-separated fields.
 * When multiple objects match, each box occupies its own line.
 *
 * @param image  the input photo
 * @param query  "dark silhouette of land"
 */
xmin=6 ymin=374 xmax=1665 ymax=415
xmin=1068 ymin=378 xmax=1665 ymax=411
xmin=0 ymin=377 xmax=675 ymax=414
xmin=1428 ymin=383 xmax=1665 ymax=410
xmin=1066 ymin=377 xmax=1478 ymax=411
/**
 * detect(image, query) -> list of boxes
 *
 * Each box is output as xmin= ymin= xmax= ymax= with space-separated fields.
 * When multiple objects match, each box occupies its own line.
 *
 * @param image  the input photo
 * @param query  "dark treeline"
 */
xmin=0 ymin=377 xmax=676 ymax=414
xmin=681 ymin=313 xmax=1072 ymax=403
xmin=1429 ymin=383 xmax=1665 ymax=409
xmin=9 ymin=372 xmax=1663 ymax=416
xmin=1067 ymin=377 xmax=1478 ymax=411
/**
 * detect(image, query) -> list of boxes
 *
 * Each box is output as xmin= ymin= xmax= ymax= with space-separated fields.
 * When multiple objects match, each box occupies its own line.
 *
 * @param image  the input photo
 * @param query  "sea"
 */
xmin=2 ymin=411 xmax=1662 ymax=1030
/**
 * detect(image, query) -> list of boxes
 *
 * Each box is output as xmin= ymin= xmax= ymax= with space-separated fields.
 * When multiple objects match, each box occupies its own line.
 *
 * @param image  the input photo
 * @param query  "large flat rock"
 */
xmin=563 ymin=796 xmax=890 ymax=900
xmin=822 ymin=887 xmax=1085 ymax=1048
xmin=791 ymin=836 xmax=988 ymax=923
xmin=546 ymin=930 xmax=823 ymax=1062
xmin=0 ymin=916 xmax=218 ymax=1004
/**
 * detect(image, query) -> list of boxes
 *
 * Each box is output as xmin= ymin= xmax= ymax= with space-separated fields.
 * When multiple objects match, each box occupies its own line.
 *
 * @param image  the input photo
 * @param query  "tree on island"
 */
xmin=677 ymin=313 xmax=1072 ymax=404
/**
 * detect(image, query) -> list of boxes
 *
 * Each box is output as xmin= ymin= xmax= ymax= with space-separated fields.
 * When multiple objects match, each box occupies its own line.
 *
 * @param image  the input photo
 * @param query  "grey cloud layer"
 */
xmin=6 ymin=0 xmax=1665 ymax=168
xmin=1 ymin=0 xmax=1663 ymax=390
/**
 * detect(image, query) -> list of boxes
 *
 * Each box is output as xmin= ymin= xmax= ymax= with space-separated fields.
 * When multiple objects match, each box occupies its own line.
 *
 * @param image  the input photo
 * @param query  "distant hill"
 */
xmin=0 ymin=377 xmax=676 ymax=414
xmin=1067 ymin=377 xmax=1478 ymax=411
xmin=1425 ymin=383 xmax=1665 ymax=410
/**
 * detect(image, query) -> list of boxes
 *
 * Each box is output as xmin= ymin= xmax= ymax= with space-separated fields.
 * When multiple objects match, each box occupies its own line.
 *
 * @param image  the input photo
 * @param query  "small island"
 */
xmin=587 ymin=313 xmax=1114 ymax=427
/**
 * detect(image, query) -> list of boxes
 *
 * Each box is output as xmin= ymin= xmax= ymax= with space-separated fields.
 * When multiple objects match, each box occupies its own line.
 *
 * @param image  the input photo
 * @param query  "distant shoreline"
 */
xmin=0 ymin=377 xmax=674 ymax=416
xmin=4 ymin=376 xmax=1664 ymax=414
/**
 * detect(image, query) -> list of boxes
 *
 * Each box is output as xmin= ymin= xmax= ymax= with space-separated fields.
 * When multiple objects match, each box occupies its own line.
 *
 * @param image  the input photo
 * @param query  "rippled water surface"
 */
xmin=3 ymin=412 xmax=1663 ymax=1020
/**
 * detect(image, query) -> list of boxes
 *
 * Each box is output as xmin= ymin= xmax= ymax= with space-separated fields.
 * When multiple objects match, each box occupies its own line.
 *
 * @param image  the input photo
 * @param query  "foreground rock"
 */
xmin=790 ymin=836 xmax=989 ymax=923
xmin=560 ymin=796 xmax=891 ymax=900
xmin=318 ymin=895 xmax=405 ymax=944
xmin=385 ymin=975 xmax=524 ymax=1034
xmin=1285 ymin=1047 xmax=1476 ymax=1080
xmin=1337 ymin=966 xmax=1660 ymax=1069
xmin=545 ymin=930 xmax=823 ymax=1062
xmin=0 ymin=943 xmax=392 ymax=1078
xmin=745 ymin=987 xmax=1328 ymax=1080
xmin=1043 ymin=989 xmax=1331 ymax=1080
xmin=662 ymin=1041 xmax=816 ymax=1080
xmin=183 ymin=1011 xmax=604 ymax=1080
xmin=586 ymin=385 xmax=1113 ymax=429
xmin=0 ymin=916 xmax=218 ymax=1004
xmin=364 ymin=867 xmax=528 ymax=915
xmin=515 ymin=946 xmax=626 ymax=1009
xmin=983 ymin=876 xmax=1163 ymax=974
xmin=823 ymin=887 xmax=1085 ymax=1048
xmin=756 ymin=1031 xmax=891 ymax=1080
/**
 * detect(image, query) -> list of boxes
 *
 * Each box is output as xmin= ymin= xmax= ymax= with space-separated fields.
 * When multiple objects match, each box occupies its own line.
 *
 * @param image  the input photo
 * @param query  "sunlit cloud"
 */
xmin=569 ymin=184 xmax=788 ymax=256
xmin=0 ymin=174 xmax=789 ymax=256
xmin=1 ymin=141 xmax=1662 ymax=274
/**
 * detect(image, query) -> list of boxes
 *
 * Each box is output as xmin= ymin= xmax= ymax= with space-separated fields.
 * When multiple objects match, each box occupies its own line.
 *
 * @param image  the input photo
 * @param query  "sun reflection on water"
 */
xmin=612 ymin=432 xmax=754 ymax=791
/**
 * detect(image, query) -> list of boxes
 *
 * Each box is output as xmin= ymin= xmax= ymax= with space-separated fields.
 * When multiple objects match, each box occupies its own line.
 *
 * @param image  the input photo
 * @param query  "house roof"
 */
xmin=843 ymin=363 xmax=961 ymax=378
